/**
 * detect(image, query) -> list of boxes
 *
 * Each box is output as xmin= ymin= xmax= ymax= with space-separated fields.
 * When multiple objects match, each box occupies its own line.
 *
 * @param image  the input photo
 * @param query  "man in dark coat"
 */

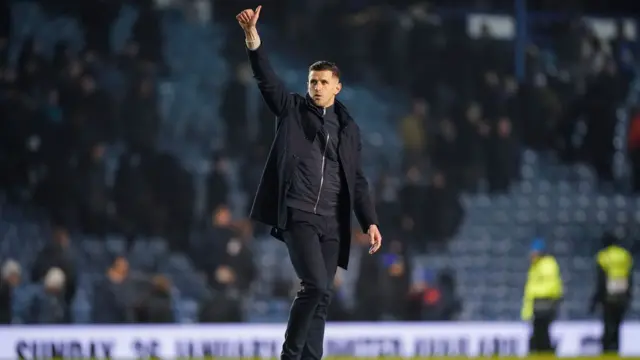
xmin=237 ymin=6 xmax=382 ymax=360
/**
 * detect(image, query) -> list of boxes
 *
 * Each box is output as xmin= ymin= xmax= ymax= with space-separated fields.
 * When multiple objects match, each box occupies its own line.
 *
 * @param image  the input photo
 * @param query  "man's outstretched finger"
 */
xmin=369 ymin=240 xmax=377 ymax=254
xmin=372 ymin=240 xmax=381 ymax=254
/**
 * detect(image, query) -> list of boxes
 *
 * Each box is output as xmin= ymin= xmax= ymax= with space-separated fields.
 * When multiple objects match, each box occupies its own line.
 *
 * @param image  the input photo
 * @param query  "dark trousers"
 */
xmin=281 ymin=208 xmax=340 ymax=360
xmin=602 ymin=302 xmax=626 ymax=353
xmin=529 ymin=300 xmax=557 ymax=354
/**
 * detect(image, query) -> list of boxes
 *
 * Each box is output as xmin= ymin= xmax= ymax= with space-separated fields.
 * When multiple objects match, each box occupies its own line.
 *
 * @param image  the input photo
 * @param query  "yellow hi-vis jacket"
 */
xmin=521 ymin=255 xmax=563 ymax=321
xmin=596 ymin=245 xmax=633 ymax=300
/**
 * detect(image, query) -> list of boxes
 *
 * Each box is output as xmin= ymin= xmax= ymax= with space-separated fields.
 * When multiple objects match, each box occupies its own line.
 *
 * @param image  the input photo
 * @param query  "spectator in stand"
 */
xmin=220 ymin=63 xmax=253 ymax=156
xmin=26 ymin=267 xmax=67 ymax=324
xmin=457 ymin=101 xmax=486 ymax=192
xmin=134 ymin=275 xmax=175 ymax=323
xmin=399 ymin=98 xmax=429 ymax=171
xmin=353 ymin=231 xmax=384 ymax=321
xmin=121 ymin=77 xmax=161 ymax=153
xmin=113 ymin=151 xmax=156 ymax=240
xmin=423 ymin=172 xmax=463 ymax=251
xmin=486 ymin=116 xmax=516 ymax=193
xmin=209 ymin=233 xmax=256 ymax=296
xmin=522 ymin=72 xmax=562 ymax=152
xmin=207 ymin=152 xmax=231 ymax=216
xmin=71 ymin=71 xmax=115 ymax=147
xmin=76 ymin=142 xmax=111 ymax=235
xmin=374 ymin=171 xmax=401 ymax=235
xmin=398 ymin=166 xmax=427 ymax=248
xmin=92 ymin=256 xmax=135 ymax=323
xmin=432 ymin=117 xmax=465 ymax=187
xmin=434 ymin=270 xmax=462 ymax=321
xmin=30 ymin=226 xmax=76 ymax=322
xmin=78 ymin=0 xmax=120 ymax=57
xmin=576 ymin=58 xmax=619 ymax=185
xmin=132 ymin=0 xmax=165 ymax=70
xmin=627 ymin=106 xmax=640 ymax=192
xmin=0 ymin=260 xmax=21 ymax=324
xmin=148 ymin=152 xmax=194 ymax=252
xmin=0 ymin=0 xmax=9 ymax=64
xmin=327 ymin=273 xmax=351 ymax=321
xmin=191 ymin=204 xmax=235 ymax=274
xmin=611 ymin=21 xmax=635 ymax=96
xmin=378 ymin=240 xmax=412 ymax=320
xmin=117 ymin=39 xmax=141 ymax=80
xmin=406 ymin=270 xmax=442 ymax=321
xmin=198 ymin=254 xmax=250 ymax=323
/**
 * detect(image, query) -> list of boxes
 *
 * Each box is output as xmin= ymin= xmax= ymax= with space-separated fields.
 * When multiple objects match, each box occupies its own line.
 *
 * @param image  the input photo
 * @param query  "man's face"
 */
xmin=432 ymin=173 xmax=445 ymax=188
xmin=125 ymin=42 xmax=139 ymax=56
xmin=307 ymin=70 xmax=341 ymax=108
xmin=530 ymin=251 xmax=540 ymax=263
xmin=413 ymin=100 xmax=428 ymax=117
xmin=6 ymin=273 xmax=20 ymax=287
xmin=114 ymin=257 xmax=129 ymax=276
xmin=92 ymin=144 xmax=106 ymax=161
xmin=81 ymin=76 xmax=96 ymax=93
xmin=213 ymin=207 xmax=231 ymax=227
xmin=45 ymin=283 xmax=63 ymax=295
xmin=53 ymin=228 xmax=70 ymax=248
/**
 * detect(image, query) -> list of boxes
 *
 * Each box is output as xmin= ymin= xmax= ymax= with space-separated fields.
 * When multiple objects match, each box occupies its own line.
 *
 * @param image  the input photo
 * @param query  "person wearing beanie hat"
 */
xmin=43 ymin=267 xmax=66 ymax=291
xmin=27 ymin=267 xmax=66 ymax=324
xmin=530 ymin=238 xmax=546 ymax=254
xmin=521 ymin=237 xmax=563 ymax=355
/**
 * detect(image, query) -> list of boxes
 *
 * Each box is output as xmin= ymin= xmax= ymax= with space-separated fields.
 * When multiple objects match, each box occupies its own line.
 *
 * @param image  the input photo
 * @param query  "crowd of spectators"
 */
xmin=0 ymin=0 xmax=638 ymax=324
xmin=0 ymin=0 xmax=256 ymax=324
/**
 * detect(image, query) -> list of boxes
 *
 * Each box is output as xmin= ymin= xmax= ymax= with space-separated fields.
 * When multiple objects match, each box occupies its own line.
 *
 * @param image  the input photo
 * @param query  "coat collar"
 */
xmin=304 ymin=94 xmax=354 ymax=131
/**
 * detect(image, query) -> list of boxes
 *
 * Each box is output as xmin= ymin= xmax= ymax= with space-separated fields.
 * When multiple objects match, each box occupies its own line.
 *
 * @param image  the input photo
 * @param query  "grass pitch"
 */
xmin=163 ymin=357 xmax=627 ymax=360
xmin=46 ymin=357 xmax=627 ymax=360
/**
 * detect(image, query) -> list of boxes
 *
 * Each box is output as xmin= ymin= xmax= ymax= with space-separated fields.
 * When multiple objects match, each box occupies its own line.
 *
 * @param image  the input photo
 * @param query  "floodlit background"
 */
xmin=0 ymin=0 xmax=639 ymax=358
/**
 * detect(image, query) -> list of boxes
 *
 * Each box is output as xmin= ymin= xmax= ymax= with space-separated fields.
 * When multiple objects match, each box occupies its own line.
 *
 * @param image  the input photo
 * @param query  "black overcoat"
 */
xmin=246 ymin=44 xmax=378 ymax=270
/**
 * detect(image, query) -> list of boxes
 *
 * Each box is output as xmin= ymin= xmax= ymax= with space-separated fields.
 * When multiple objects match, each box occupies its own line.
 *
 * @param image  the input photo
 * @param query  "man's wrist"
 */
xmin=244 ymin=27 xmax=259 ymax=40
xmin=245 ymin=28 xmax=261 ymax=50
xmin=244 ymin=27 xmax=257 ymax=37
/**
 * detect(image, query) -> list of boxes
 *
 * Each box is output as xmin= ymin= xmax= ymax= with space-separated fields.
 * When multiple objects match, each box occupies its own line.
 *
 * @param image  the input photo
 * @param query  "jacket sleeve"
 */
xmin=590 ymin=264 xmax=606 ymax=310
xmin=246 ymin=45 xmax=292 ymax=117
xmin=353 ymin=128 xmax=378 ymax=232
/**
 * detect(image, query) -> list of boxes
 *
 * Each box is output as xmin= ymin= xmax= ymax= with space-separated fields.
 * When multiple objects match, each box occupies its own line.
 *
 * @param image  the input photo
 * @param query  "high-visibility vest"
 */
xmin=597 ymin=245 xmax=633 ymax=300
xmin=521 ymin=255 xmax=563 ymax=320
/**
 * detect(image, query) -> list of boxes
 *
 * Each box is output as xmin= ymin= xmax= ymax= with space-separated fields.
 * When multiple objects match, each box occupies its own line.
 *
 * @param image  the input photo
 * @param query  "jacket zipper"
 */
xmin=314 ymin=108 xmax=329 ymax=214
xmin=314 ymin=132 xmax=329 ymax=214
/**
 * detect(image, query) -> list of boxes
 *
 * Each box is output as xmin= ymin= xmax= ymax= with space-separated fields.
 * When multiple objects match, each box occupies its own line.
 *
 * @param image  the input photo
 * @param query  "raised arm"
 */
xmin=237 ymin=6 xmax=291 ymax=117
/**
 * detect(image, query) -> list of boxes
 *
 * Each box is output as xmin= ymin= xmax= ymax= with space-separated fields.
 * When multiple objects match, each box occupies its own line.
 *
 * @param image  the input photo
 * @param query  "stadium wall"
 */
xmin=1 ymin=321 xmax=639 ymax=358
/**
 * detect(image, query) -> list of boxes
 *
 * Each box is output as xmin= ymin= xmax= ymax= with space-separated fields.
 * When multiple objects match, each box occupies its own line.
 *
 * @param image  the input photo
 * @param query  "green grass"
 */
xmin=185 ymin=358 xmax=620 ymax=360
xmin=178 ymin=358 xmax=619 ymax=360
xmin=173 ymin=358 xmax=624 ymax=360
xmin=48 ymin=357 xmax=627 ymax=360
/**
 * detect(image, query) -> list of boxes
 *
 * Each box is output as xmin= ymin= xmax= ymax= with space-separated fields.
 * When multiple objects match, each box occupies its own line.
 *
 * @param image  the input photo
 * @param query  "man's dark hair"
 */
xmin=308 ymin=61 xmax=341 ymax=80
